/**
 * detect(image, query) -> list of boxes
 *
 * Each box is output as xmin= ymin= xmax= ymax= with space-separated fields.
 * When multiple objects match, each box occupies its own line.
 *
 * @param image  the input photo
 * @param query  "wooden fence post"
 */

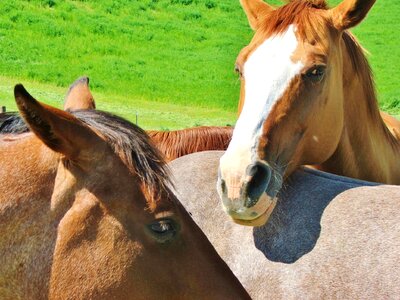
xmin=1 ymin=106 xmax=5 ymax=113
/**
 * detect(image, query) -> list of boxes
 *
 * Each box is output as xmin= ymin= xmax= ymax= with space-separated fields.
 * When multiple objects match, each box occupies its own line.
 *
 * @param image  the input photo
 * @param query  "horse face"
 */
xmin=219 ymin=24 xmax=338 ymax=226
xmin=218 ymin=0 xmax=376 ymax=226
xmin=13 ymin=86 xmax=249 ymax=299
xmin=50 ymin=155 xmax=248 ymax=298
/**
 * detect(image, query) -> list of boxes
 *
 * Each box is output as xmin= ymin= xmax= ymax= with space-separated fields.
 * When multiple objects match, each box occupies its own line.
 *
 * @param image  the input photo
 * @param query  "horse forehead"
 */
xmin=244 ymin=25 xmax=302 ymax=74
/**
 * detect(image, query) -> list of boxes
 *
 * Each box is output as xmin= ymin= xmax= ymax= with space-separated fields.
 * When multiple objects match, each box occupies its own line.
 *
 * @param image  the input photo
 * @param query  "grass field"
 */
xmin=0 ymin=0 xmax=398 ymax=129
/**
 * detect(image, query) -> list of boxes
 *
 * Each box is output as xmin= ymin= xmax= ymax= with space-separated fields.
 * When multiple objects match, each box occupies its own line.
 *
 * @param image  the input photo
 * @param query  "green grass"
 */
xmin=0 ymin=0 xmax=399 ymax=128
xmin=0 ymin=76 xmax=236 ymax=130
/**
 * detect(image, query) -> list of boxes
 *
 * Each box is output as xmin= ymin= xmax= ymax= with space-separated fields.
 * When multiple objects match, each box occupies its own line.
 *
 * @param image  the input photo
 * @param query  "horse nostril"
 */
xmin=217 ymin=168 xmax=227 ymax=195
xmin=244 ymin=162 xmax=271 ymax=207
xmin=220 ymin=178 xmax=227 ymax=194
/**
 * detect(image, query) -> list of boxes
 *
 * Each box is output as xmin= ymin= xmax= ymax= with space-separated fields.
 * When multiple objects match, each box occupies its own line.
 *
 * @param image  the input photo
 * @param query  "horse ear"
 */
xmin=241 ymin=0 xmax=274 ymax=30
xmin=15 ymin=84 xmax=102 ymax=160
xmin=64 ymin=76 xmax=96 ymax=111
xmin=330 ymin=0 xmax=376 ymax=31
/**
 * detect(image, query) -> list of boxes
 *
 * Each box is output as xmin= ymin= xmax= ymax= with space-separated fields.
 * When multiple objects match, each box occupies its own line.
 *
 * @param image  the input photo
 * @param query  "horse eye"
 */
xmin=148 ymin=219 xmax=177 ymax=243
xmin=305 ymin=65 xmax=326 ymax=82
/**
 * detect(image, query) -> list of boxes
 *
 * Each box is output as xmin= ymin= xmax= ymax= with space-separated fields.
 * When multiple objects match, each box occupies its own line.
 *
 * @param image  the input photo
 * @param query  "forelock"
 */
xmin=258 ymin=0 xmax=330 ymax=39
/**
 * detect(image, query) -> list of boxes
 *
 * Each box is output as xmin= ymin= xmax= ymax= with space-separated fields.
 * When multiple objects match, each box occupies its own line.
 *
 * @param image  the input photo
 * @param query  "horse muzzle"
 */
xmin=217 ymin=161 xmax=281 ymax=227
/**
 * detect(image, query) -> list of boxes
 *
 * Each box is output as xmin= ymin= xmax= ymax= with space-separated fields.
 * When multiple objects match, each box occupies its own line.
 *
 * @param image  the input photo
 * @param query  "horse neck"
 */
xmin=320 ymin=34 xmax=400 ymax=184
xmin=148 ymin=127 xmax=233 ymax=162
xmin=0 ymin=134 xmax=58 ymax=202
xmin=0 ymin=134 xmax=59 ymax=298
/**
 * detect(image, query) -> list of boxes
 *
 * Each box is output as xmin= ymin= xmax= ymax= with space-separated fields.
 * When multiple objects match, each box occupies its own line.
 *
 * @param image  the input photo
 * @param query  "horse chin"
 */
xmin=230 ymin=198 xmax=276 ymax=227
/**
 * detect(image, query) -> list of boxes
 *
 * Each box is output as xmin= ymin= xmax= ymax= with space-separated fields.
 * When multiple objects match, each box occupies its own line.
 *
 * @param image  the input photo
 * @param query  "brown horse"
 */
xmin=147 ymin=126 xmax=233 ymax=162
xmin=0 ymin=85 xmax=250 ymax=299
xmin=171 ymin=151 xmax=400 ymax=299
xmin=62 ymin=76 xmax=233 ymax=162
xmin=218 ymin=0 xmax=400 ymax=226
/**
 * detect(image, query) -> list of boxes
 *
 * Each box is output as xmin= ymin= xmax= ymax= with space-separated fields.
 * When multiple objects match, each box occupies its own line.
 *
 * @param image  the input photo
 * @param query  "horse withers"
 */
xmin=218 ymin=0 xmax=400 ymax=226
xmin=0 ymin=86 xmax=250 ymax=299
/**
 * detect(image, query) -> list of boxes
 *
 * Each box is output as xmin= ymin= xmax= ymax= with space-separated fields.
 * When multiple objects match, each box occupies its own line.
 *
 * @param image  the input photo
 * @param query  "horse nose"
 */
xmin=218 ymin=162 xmax=278 ymax=225
xmin=244 ymin=162 xmax=272 ymax=208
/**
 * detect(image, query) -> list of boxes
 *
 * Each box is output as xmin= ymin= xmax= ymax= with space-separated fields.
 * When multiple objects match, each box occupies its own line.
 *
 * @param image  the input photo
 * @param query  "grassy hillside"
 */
xmin=0 ymin=0 xmax=398 ymax=128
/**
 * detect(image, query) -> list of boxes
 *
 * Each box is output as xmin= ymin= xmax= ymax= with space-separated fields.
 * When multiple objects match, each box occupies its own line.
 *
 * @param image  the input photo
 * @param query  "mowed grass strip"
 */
xmin=0 ymin=0 xmax=398 ymax=128
xmin=0 ymin=76 xmax=236 ymax=130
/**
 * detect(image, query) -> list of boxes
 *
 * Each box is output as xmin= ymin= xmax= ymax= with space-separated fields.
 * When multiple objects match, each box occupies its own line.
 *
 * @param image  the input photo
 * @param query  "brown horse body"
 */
xmin=218 ymin=0 xmax=400 ymax=226
xmin=0 ymin=86 xmax=250 ymax=299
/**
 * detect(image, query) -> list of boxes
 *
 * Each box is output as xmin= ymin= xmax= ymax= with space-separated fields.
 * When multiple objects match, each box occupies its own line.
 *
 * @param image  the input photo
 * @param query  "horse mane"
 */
xmin=0 ymin=112 xmax=29 ymax=134
xmin=1 ymin=110 xmax=171 ymax=211
xmin=147 ymin=126 xmax=233 ymax=162
xmin=342 ymin=31 xmax=398 ymax=146
xmin=341 ymin=32 xmax=379 ymax=118
xmin=259 ymin=0 xmax=329 ymax=39
xmin=1 ymin=112 xmax=234 ymax=161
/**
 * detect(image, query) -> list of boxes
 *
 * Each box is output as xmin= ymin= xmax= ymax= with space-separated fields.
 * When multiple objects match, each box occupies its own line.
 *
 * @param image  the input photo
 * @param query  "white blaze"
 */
xmin=220 ymin=25 xmax=303 ymax=181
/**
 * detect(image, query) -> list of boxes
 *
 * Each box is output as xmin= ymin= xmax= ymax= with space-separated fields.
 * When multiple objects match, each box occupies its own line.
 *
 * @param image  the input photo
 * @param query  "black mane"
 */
xmin=0 ymin=112 xmax=29 ymax=134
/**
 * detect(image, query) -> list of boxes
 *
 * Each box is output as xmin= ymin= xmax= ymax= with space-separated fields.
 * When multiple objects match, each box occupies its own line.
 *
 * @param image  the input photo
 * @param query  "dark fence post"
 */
xmin=1 ymin=106 xmax=5 ymax=113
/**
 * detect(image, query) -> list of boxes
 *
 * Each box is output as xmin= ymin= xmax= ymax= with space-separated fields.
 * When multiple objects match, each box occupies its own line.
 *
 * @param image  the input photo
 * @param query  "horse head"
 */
xmin=4 ymin=85 xmax=250 ymax=298
xmin=218 ymin=0 xmax=377 ymax=226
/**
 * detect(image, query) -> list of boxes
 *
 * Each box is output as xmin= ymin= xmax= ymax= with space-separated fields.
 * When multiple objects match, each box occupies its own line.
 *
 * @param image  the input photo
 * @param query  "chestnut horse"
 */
xmin=62 ymin=76 xmax=233 ymax=162
xmin=218 ymin=0 xmax=400 ymax=226
xmin=171 ymin=151 xmax=400 ymax=299
xmin=0 ymin=85 xmax=250 ymax=299
xmin=147 ymin=126 xmax=233 ymax=162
